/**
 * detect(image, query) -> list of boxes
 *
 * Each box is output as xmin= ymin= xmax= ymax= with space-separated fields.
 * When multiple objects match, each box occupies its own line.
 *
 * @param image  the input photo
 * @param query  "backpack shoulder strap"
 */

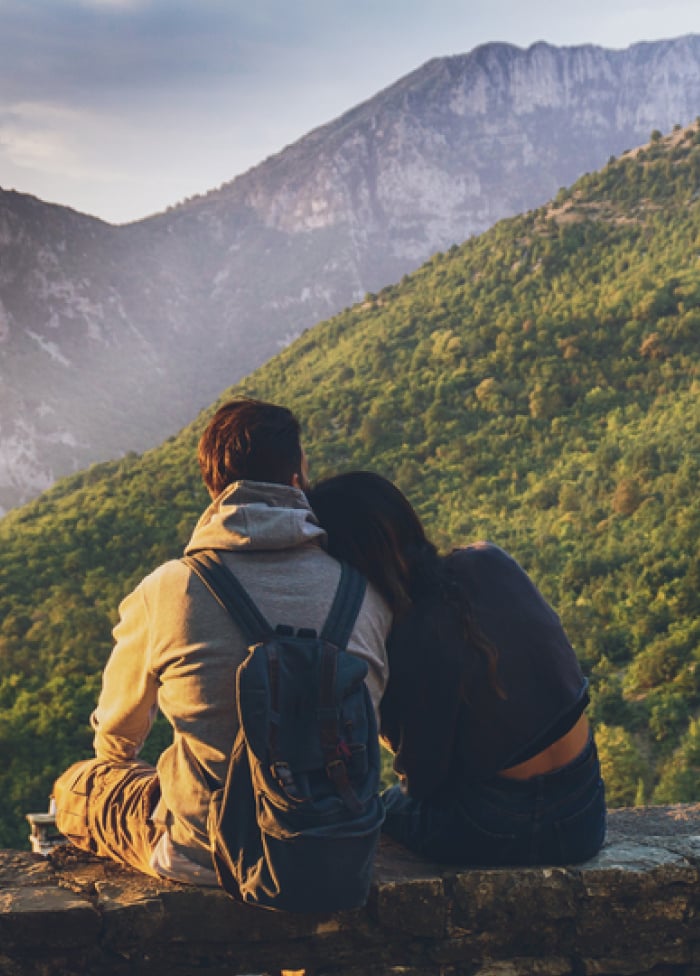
xmin=183 ymin=551 xmax=367 ymax=648
xmin=317 ymin=564 xmax=369 ymax=815
xmin=182 ymin=550 xmax=273 ymax=644
xmin=320 ymin=563 xmax=367 ymax=649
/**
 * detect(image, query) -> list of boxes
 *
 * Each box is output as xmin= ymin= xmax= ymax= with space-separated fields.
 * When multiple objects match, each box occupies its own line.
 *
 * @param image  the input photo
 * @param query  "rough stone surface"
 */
xmin=1 ymin=805 xmax=699 ymax=976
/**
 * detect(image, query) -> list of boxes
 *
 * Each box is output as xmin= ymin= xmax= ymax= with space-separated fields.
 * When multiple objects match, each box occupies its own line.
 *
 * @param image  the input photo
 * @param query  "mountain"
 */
xmin=0 ymin=123 xmax=698 ymax=847
xmin=0 ymin=193 xmax=200 ymax=509
xmin=2 ymin=34 xmax=700 ymax=512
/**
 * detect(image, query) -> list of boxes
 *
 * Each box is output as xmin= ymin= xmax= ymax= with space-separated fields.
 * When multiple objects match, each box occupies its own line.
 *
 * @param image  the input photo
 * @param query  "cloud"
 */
xmin=0 ymin=98 xmax=134 ymax=219
xmin=0 ymin=1 xmax=250 ymax=103
xmin=75 ymin=0 xmax=147 ymax=7
xmin=0 ymin=103 xmax=82 ymax=172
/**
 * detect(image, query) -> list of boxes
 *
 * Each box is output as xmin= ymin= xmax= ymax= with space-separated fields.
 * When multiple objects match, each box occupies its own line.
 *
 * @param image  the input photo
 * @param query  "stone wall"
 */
xmin=1 ymin=805 xmax=700 ymax=976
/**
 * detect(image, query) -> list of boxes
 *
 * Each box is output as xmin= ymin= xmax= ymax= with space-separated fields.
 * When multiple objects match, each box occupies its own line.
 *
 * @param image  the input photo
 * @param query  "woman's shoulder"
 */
xmin=443 ymin=542 xmax=540 ymax=597
xmin=444 ymin=542 xmax=562 ymax=628
xmin=444 ymin=541 xmax=520 ymax=572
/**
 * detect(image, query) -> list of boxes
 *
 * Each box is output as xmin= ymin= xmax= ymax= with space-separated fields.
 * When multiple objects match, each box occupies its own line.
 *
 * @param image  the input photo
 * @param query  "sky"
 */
xmin=0 ymin=1 xmax=698 ymax=225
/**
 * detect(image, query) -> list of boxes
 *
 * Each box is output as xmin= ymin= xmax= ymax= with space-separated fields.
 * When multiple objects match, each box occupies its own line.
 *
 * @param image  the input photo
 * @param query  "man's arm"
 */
xmin=346 ymin=582 xmax=392 ymax=723
xmin=90 ymin=582 xmax=159 ymax=761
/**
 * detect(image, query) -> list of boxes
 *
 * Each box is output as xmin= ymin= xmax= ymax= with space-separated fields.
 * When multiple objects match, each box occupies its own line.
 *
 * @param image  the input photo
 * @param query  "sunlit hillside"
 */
xmin=0 ymin=123 xmax=698 ymax=848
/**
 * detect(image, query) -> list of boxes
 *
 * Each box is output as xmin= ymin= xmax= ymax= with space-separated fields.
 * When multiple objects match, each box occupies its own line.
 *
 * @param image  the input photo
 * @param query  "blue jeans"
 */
xmin=382 ymin=736 xmax=606 ymax=866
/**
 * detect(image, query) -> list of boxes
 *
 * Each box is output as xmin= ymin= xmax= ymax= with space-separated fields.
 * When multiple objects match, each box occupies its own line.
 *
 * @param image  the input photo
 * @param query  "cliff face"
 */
xmin=206 ymin=35 xmax=700 ymax=258
xmin=2 ymin=35 xmax=700 ymax=511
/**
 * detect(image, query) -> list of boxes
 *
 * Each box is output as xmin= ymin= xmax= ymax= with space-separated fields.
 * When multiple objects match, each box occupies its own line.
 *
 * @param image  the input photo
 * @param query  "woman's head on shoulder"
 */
xmin=307 ymin=470 xmax=436 ymax=614
xmin=310 ymin=471 xmax=503 ymax=693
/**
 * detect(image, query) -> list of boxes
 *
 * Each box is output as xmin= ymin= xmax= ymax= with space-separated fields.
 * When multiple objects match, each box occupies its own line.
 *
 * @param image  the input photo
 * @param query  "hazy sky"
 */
xmin=0 ymin=0 xmax=698 ymax=225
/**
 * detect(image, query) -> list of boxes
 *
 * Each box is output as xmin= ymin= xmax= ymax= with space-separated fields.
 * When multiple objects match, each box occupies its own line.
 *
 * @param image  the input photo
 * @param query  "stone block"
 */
xmin=449 ymin=865 xmax=578 ymax=956
xmin=369 ymin=874 xmax=448 ymax=937
xmin=471 ymin=959 xmax=573 ymax=976
xmin=2 ymin=806 xmax=700 ymax=975
xmin=0 ymin=884 xmax=100 ymax=948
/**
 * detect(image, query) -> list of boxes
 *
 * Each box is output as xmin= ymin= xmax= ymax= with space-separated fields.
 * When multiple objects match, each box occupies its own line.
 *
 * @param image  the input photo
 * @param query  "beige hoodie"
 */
xmin=90 ymin=481 xmax=391 ymax=870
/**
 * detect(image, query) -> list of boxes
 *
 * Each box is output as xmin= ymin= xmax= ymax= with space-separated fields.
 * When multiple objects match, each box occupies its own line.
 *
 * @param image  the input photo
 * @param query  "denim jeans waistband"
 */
xmin=484 ymin=734 xmax=598 ymax=795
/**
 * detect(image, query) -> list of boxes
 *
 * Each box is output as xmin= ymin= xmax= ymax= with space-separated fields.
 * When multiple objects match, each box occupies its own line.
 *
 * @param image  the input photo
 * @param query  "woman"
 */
xmin=308 ymin=471 xmax=606 ymax=866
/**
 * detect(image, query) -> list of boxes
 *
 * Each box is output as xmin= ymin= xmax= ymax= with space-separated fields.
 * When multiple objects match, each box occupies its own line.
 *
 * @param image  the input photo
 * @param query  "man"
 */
xmin=53 ymin=397 xmax=391 ymax=885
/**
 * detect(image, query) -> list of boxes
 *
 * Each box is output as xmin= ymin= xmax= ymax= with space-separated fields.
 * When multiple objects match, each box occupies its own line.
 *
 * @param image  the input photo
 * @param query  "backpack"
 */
xmin=182 ymin=549 xmax=385 ymax=913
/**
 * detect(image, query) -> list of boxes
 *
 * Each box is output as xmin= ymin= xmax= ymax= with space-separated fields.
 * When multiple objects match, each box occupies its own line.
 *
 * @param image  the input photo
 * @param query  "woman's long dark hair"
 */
xmin=308 ymin=471 xmax=503 ymax=697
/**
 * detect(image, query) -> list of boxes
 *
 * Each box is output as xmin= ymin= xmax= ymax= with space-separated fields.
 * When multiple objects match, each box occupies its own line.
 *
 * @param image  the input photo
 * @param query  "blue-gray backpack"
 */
xmin=182 ymin=550 xmax=384 ymax=913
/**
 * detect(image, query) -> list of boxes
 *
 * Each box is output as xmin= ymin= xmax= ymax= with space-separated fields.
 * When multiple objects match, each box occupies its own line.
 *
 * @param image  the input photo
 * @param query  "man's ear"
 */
xmin=291 ymin=449 xmax=309 ymax=491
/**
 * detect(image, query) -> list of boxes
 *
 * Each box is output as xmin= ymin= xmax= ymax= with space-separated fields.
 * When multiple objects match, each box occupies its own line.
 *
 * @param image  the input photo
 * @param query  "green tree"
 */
xmin=595 ymin=724 xmax=648 ymax=807
xmin=653 ymin=718 xmax=700 ymax=803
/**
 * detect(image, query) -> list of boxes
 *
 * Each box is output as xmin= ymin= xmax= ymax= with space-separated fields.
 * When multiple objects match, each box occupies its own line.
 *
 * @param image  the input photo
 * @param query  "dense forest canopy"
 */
xmin=1 ymin=123 xmax=699 ymax=848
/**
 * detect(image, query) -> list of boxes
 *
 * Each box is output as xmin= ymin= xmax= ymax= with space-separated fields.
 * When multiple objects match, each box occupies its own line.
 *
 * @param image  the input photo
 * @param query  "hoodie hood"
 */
xmin=185 ymin=480 xmax=326 ymax=554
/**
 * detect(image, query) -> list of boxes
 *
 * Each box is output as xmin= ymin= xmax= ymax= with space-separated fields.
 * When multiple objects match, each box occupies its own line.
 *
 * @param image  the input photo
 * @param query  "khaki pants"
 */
xmin=52 ymin=759 xmax=164 ymax=877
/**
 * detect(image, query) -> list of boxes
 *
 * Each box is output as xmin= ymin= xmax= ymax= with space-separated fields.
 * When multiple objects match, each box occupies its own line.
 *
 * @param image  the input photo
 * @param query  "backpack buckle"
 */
xmin=326 ymin=759 xmax=363 ymax=814
xmin=336 ymin=739 xmax=352 ymax=761
xmin=272 ymin=762 xmax=299 ymax=797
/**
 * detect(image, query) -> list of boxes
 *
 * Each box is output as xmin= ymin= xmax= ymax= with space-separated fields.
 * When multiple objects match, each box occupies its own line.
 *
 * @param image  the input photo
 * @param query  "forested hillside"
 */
xmin=1 ymin=124 xmax=699 ymax=848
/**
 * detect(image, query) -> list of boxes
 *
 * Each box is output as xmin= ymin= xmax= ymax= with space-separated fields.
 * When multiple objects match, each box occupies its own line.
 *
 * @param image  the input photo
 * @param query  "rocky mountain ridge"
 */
xmin=1 ymin=33 xmax=700 ymax=512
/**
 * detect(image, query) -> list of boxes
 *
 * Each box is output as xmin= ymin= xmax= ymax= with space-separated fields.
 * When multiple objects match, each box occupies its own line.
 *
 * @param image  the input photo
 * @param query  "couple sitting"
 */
xmin=53 ymin=396 xmax=605 ymax=893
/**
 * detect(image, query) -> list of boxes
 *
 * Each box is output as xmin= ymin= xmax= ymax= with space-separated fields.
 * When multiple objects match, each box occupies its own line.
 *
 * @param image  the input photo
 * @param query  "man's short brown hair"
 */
xmin=198 ymin=397 xmax=303 ymax=496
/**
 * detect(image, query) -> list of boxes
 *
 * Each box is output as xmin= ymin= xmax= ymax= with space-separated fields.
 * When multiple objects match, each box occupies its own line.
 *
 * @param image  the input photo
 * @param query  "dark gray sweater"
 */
xmin=380 ymin=542 xmax=588 ymax=798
